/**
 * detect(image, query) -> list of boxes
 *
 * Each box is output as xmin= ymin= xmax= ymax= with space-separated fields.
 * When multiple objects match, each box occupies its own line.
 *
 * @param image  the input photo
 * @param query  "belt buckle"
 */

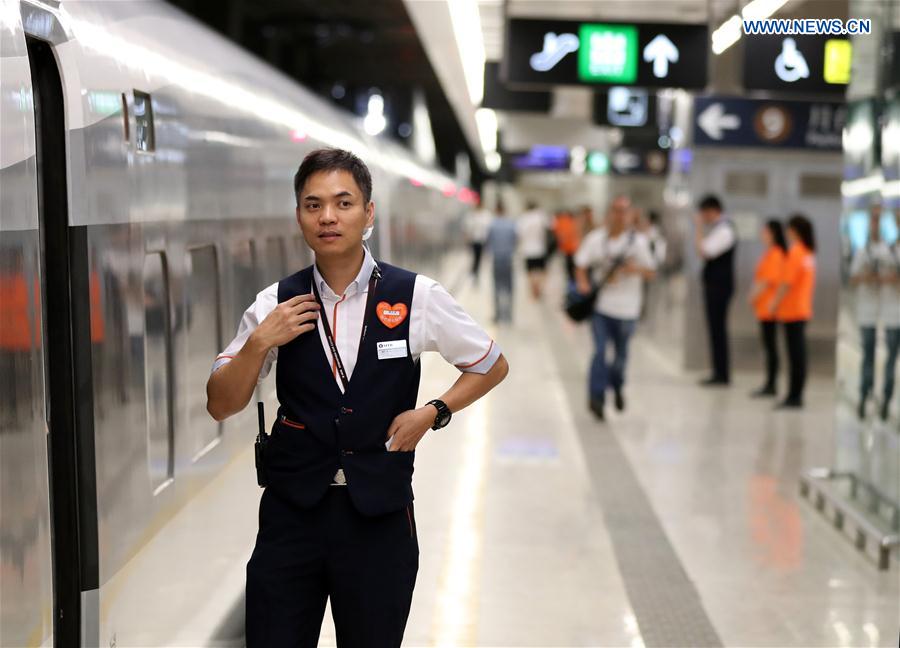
xmin=332 ymin=469 xmax=347 ymax=486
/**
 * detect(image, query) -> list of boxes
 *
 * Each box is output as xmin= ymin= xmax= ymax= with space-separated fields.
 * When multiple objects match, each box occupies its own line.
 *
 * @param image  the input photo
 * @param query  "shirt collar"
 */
xmin=312 ymin=246 xmax=376 ymax=300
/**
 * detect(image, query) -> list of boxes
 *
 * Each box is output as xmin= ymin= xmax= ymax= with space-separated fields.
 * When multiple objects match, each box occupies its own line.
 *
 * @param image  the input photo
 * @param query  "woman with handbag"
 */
xmin=573 ymin=196 xmax=656 ymax=421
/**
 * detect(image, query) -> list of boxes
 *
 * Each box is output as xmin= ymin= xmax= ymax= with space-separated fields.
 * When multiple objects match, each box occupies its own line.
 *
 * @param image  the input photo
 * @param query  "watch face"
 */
xmin=438 ymin=412 xmax=451 ymax=427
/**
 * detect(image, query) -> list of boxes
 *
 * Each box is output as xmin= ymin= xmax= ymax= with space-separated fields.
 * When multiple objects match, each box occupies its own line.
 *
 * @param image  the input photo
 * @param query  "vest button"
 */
xmin=334 ymin=417 xmax=340 ymax=427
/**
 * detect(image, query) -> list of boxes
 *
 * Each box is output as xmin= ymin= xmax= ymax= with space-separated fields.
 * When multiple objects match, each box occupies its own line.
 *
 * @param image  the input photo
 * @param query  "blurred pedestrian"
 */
xmin=518 ymin=201 xmax=550 ymax=300
xmin=882 ymin=209 xmax=900 ymax=420
xmin=849 ymin=202 xmax=899 ymax=420
xmin=694 ymin=195 xmax=736 ymax=386
xmin=485 ymin=201 xmax=518 ymax=323
xmin=849 ymin=205 xmax=884 ymax=418
xmin=465 ymin=197 xmax=493 ymax=282
xmin=748 ymin=220 xmax=787 ymax=397
xmin=575 ymin=195 xmax=656 ymax=421
xmin=553 ymin=208 xmax=581 ymax=283
xmin=577 ymin=205 xmax=596 ymax=237
xmin=639 ymin=210 xmax=667 ymax=269
xmin=770 ymin=214 xmax=816 ymax=409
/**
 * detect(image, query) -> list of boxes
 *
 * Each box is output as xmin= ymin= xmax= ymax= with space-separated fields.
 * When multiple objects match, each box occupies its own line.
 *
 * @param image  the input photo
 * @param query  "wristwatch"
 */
xmin=427 ymin=399 xmax=452 ymax=430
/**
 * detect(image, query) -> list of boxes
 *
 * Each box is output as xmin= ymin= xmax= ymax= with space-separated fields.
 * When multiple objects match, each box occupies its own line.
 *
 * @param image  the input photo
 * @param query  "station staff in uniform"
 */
xmin=206 ymin=148 xmax=509 ymax=648
xmin=748 ymin=219 xmax=787 ymax=397
xmin=770 ymin=214 xmax=816 ymax=409
xmin=694 ymin=194 xmax=737 ymax=386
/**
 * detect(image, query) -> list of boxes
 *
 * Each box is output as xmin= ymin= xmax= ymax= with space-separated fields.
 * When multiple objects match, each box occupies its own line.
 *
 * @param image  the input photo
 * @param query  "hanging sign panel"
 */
xmin=693 ymin=95 xmax=846 ymax=150
xmin=742 ymin=33 xmax=851 ymax=96
xmin=503 ymin=18 xmax=708 ymax=89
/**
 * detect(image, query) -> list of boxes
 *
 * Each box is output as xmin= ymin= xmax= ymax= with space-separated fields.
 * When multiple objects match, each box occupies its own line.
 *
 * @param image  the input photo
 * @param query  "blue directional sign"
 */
xmin=693 ymin=96 xmax=845 ymax=150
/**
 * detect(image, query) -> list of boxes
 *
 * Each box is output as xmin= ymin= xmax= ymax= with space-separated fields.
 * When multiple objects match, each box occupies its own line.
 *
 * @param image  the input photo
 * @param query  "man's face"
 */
xmin=296 ymin=170 xmax=374 ymax=258
xmin=699 ymin=207 xmax=720 ymax=224
xmin=608 ymin=196 xmax=631 ymax=228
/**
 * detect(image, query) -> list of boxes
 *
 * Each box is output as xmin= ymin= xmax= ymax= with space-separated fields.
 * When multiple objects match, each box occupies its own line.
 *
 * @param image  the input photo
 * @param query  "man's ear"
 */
xmin=295 ymin=206 xmax=303 ymax=227
xmin=366 ymin=201 xmax=375 ymax=229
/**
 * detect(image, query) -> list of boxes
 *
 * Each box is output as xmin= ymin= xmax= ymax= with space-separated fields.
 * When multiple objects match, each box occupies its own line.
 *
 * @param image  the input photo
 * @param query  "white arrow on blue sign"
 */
xmin=697 ymin=102 xmax=741 ymax=140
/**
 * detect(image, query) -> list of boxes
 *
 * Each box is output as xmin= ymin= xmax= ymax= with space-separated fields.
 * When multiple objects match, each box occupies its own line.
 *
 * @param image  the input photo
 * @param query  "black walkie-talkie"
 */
xmin=255 ymin=401 xmax=268 ymax=488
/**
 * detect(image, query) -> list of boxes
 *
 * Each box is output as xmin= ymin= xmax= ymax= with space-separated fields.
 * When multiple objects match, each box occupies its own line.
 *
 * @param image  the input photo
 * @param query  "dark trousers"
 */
xmin=783 ymin=320 xmax=808 ymax=403
xmin=564 ymin=254 xmax=576 ymax=283
xmin=860 ymin=326 xmax=877 ymax=402
xmin=703 ymin=285 xmax=732 ymax=381
xmin=759 ymin=320 xmax=779 ymax=390
xmin=492 ymin=256 xmax=514 ymax=322
xmin=471 ymin=242 xmax=484 ymax=277
xmin=246 ymin=488 xmax=418 ymax=648
xmin=885 ymin=327 xmax=900 ymax=406
xmin=589 ymin=313 xmax=636 ymax=400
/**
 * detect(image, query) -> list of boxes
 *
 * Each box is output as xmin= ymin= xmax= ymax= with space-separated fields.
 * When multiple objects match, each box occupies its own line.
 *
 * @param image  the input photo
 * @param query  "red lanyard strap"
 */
xmin=311 ymin=265 xmax=381 ymax=391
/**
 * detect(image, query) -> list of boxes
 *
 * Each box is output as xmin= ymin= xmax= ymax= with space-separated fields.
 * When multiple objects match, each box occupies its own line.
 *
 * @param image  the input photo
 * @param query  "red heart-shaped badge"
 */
xmin=376 ymin=302 xmax=408 ymax=329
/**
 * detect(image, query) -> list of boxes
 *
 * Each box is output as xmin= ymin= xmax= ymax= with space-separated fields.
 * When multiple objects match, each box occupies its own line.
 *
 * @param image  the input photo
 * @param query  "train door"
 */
xmin=26 ymin=34 xmax=100 ymax=647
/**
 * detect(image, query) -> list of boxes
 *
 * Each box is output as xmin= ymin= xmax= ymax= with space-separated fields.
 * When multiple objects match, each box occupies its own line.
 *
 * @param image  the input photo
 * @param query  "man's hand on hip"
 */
xmin=385 ymin=406 xmax=435 ymax=451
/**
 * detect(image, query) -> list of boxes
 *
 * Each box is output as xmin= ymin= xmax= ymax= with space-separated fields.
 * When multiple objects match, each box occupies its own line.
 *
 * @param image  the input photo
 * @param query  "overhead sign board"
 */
xmin=511 ymin=146 xmax=570 ymax=170
xmin=482 ymin=61 xmax=552 ymax=112
xmin=693 ymin=96 xmax=846 ymax=150
xmin=742 ymin=34 xmax=851 ymax=96
xmin=609 ymin=147 xmax=669 ymax=176
xmin=504 ymin=18 xmax=708 ymax=89
xmin=593 ymin=87 xmax=658 ymax=128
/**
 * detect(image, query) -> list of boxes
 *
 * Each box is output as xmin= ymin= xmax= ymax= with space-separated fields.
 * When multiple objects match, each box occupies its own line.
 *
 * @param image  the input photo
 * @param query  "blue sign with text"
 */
xmin=693 ymin=96 xmax=845 ymax=150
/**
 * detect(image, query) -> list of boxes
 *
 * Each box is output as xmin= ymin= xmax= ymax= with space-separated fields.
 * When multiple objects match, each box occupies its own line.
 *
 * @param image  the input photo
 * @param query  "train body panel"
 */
xmin=1 ymin=1 xmax=468 ymax=645
xmin=1 ymin=3 xmax=54 ymax=646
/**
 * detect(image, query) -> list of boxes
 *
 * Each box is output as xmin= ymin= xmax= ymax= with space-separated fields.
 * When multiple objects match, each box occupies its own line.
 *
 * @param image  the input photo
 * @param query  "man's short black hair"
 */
xmin=698 ymin=194 xmax=723 ymax=212
xmin=294 ymin=148 xmax=373 ymax=204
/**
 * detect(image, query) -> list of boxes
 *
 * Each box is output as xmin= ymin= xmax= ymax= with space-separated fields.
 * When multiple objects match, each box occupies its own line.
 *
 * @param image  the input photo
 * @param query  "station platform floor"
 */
xmin=305 ymin=259 xmax=900 ymax=647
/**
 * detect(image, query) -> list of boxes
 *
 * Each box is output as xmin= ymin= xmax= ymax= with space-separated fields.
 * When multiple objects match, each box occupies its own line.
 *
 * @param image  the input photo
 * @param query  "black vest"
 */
xmin=266 ymin=262 xmax=421 ymax=516
xmin=702 ymin=219 xmax=736 ymax=294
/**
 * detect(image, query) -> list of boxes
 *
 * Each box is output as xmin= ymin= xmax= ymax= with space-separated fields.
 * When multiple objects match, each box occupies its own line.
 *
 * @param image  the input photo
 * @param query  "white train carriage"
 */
xmin=0 ymin=1 xmax=470 ymax=645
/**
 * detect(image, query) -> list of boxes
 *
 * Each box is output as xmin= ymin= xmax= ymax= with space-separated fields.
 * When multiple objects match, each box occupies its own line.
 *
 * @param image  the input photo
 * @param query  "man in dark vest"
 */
xmin=206 ymin=148 xmax=509 ymax=647
xmin=694 ymin=194 xmax=736 ymax=386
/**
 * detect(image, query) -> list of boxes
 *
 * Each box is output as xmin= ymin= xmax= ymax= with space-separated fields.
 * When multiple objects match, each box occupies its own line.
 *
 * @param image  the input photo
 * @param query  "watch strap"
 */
xmin=427 ymin=399 xmax=451 ymax=429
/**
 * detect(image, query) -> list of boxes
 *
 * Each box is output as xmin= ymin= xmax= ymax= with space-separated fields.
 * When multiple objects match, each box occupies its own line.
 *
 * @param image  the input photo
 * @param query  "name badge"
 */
xmin=377 ymin=340 xmax=408 ymax=360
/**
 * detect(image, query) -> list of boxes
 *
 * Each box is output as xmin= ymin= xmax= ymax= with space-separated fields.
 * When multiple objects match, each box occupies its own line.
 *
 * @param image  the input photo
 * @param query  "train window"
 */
xmin=133 ymin=90 xmax=155 ymax=153
xmin=724 ymin=171 xmax=768 ymax=197
xmin=799 ymin=174 xmax=841 ymax=197
xmin=143 ymin=251 xmax=173 ymax=494
xmin=186 ymin=245 xmax=223 ymax=460
xmin=264 ymin=236 xmax=286 ymax=284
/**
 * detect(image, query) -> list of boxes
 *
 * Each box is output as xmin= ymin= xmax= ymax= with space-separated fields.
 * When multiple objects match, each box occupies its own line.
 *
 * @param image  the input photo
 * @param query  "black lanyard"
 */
xmin=311 ymin=265 xmax=381 ymax=391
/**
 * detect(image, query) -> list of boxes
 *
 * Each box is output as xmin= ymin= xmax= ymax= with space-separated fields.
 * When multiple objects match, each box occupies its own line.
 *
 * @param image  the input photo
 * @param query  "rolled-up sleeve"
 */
xmin=211 ymin=283 xmax=278 ymax=383
xmin=701 ymin=223 xmax=736 ymax=259
xmin=411 ymin=276 xmax=501 ymax=374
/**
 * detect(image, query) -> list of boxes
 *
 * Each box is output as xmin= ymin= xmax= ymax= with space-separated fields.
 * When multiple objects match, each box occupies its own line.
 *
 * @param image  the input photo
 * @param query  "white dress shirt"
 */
xmin=466 ymin=209 xmax=493 ymax=244
xmin=574 ymin=229 xmax=656 ymax=320
xmin=212 ymin=247 xmax=501 ymax=391
xmin=517 ymin=209 xmax=550 ymax=259
xmin=701 ymin=218 xmax=736 ymax=259
xmin=851 ymin=242 xmax=900 ymax=328
xmin=884 ymin=244 xmax=900 ymax=328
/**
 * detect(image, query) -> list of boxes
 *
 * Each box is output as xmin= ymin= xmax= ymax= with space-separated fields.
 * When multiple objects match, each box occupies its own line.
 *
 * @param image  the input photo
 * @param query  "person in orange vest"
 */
xmin=747 ymin=220 xmax=787 ymax=397
xmin=770 ymin=214 xmax=817 ymax=409
xmin=553 ymin=209 xmax=581 ymax=283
